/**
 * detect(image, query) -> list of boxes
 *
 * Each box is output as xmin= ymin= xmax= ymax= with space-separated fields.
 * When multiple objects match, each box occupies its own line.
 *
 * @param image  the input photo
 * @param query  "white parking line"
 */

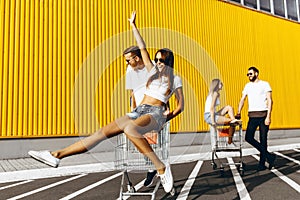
xmin=1 ymin=144 xmax=300 ymax=184
xmin=274 ymin=151 xmax=300 ymax=165
xmin=227 ymin=158 xmax=251 ymax=200
xmin=0 ymin=162 xmax=114 ymax=184
xmin=293 ymin=148 xmax=300 ymax=153
xmin=0 ymin=180 xmax=33 ymax=191
xmin=7 ymin=174 xmax=87 ymax=200
xmin=60 ymin=172 xmax=122 ymax=200
xmin=252 ymin=155 xmax=300 ymax=193
xmin=177 ymin=160 xmax=203 ymax=200
xmin=117 ymin=179 xmax=145 ymax=200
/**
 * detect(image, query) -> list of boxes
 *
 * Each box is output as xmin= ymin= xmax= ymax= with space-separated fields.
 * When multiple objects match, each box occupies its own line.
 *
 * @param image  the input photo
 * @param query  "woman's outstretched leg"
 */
xmin=29 ymin=116 xmax=132 ymax=166
xmin=52 ymin=116 xmax=130 ymax=159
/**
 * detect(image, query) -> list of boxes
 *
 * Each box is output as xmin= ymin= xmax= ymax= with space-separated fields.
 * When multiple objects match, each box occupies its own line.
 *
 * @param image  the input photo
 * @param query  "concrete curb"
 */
xmin=0 ymin=129 xmax=299 ymax=159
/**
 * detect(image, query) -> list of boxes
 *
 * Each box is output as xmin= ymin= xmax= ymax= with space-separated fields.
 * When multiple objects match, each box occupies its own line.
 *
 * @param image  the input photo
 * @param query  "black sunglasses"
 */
xmin=247 ymin=73 xmax=253 ymax=76
xmin=154 ymin=58 xmax=166 ymax=64
xmin=125 ymin=56 xmax=136 ymax=63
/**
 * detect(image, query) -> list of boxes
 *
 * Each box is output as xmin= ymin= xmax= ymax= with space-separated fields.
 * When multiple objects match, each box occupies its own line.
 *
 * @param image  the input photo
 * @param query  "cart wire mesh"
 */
xmin=115 ymin=122 xmax=170 ymax=171
xmin=210 ymin=124 xmax=243 ymax=151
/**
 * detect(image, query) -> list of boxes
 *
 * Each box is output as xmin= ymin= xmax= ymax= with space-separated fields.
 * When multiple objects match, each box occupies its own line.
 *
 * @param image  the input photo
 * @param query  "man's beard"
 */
xmin=250 ymin=75 xmax=257 ymax=82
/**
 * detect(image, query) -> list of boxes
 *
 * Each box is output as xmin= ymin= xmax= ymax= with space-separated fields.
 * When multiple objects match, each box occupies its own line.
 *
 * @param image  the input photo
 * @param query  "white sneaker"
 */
xmin=28 ymin=150 xmax=60 ymax=168
xmin=227 ymin=143 xmax=236 ymax=148
xmin=158 ymin=163 xmax=173 ymax=193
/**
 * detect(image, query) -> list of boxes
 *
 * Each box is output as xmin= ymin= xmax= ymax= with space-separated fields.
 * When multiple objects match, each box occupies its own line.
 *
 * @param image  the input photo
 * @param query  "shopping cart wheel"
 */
xmin=242 ymin=162 xmax=246 ymax=169
xmin=212 ymin=163 xmax=217 ymax=170
xmin=127 ymin=185 xmax=136 ymax=193
xmin=170 ymin=187 xmax=176 ymax=196
xmin=239 ymin=169 xmax=244 ymax=176
xmin=220 ymin=167 xmax=225 ymax=177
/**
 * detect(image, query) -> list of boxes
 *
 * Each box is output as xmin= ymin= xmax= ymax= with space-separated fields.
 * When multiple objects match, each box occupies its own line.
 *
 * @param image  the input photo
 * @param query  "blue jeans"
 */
xmin=245 ymin=117 xmax=271 ymax=165
xmin=127 ymin=104 xmax=166 ymax=129
xmin=204 ymin=112 xmax=220 ymax=125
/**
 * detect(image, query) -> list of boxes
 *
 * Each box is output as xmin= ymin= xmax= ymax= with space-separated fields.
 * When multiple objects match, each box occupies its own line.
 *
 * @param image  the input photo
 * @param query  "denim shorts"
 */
xmin=126 ymin=104 xmax=166 ymax=128
xmin=204 ymin=112 xmax=219 ymax=125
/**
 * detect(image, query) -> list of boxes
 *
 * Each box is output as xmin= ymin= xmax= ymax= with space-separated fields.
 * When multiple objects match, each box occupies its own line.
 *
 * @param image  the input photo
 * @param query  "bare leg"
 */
xmin=216 ymin=106 xmax=236 ymax=144
xmin=217 ymin=105 xmax=235 ymax=121
xmin=123 ymin=115 xmax=166 ymax=174
xmin=228 ymin=125 xmax=235 ymax=144
xmin=52 ymin=116 xmax=131 ymax=159
xmin=216 ymin=115 xmax=232 ymax=125
xmin=216 ymin=116 xmax=235 ymax=144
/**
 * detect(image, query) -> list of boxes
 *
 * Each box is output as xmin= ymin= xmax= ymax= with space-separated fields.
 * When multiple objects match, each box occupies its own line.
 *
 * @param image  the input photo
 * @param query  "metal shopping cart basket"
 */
xmin=115 ymin=122 xmax=174 ymax=200
xmin=210 ymin=121 xmax=244 ymax=176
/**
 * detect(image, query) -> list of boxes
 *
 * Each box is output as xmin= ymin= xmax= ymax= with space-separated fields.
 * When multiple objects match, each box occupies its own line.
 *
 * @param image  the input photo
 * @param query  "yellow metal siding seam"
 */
xmin=43 ymin=0 xmax=49 ymax=135
xmin=13 ymin=0 xmax=20 ymax=136
xmin=61 ymin=0 xmax=66 ymax=135
xmin=57 ymin=0 xmax=62 ymax=134
xmin=0 ymin=0 xmax=5 ymax=135
xmin=1 ymin=0 xmax=9 ymax=136
xmin=17 ymin=0 xmax=25 ymax=136
xmin=70 ymin=0 xmax=75 ymax=135
xmin=66 ymin=0 xmax=70 ymax=134
xmin=7 ymin=0 xmax=16 ymax=136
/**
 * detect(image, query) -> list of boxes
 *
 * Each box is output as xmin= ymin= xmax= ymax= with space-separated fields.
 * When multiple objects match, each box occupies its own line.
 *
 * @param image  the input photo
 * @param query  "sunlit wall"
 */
xmin=0 ymin=0 xmax=299 ymax=138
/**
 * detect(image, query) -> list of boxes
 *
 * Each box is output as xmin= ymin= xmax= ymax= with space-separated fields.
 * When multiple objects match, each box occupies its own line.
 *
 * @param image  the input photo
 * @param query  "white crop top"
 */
xmin=144 ymin=67 xmax=182 ymax=104
xmin=204 ymin=94 xmax=220 ymax=113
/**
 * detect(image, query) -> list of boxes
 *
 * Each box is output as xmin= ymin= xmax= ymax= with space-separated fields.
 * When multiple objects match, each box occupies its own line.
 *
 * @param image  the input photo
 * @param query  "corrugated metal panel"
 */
xmin=0 ymin=0 xmax=300 ymax=138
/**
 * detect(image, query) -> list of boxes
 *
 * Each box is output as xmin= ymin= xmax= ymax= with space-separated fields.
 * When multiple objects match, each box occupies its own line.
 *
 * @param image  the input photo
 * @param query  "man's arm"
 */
xmin=130 ymin=90 xmax=137 ymax=111
xmin=237 ymin=93 xmax=247 ymax=116
xmin=265 ymin=91 xmax=272 ymax=125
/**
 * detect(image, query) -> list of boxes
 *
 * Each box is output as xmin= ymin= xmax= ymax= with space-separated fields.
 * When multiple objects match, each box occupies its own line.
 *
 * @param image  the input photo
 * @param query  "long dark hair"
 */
xmin=146 ymin=48 xmax=174 ymax=95
xmin=209 ymin=78 xmax=221 ymax=95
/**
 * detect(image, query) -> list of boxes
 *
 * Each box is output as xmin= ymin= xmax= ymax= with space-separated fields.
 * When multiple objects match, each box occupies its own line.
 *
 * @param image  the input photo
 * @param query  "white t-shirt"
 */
xmin=242 ymin=80 xmax=272 ymax=112
xmin=126 ymin=66 xmax=149 ymax=106
xmin=126 ymin=65 xmax=182 ymax=105
xmin=144 ymin=75 xmax=183 ymax=104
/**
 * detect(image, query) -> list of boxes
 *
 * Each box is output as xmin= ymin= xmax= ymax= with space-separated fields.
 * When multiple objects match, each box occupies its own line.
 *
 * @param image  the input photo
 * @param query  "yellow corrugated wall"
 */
xmin=0 ymin=0 xmax=299 ymax=138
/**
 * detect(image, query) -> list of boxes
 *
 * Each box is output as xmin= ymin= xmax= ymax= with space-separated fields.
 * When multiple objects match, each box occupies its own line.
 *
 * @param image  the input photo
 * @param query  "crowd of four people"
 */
xmin=28 ymin=11 xmax=276 ymax=194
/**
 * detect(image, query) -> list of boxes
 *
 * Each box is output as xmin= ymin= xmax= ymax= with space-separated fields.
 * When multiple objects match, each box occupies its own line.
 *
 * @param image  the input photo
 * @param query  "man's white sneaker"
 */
xmin=158 ymin=163 xmax=173 ymax=193
xmin=28 ymin=150 xmax=60 ymax=168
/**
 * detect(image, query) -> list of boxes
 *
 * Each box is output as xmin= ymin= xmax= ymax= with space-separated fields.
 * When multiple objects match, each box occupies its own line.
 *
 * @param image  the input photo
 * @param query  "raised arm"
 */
xmin=128 ymin=11 xmax=153 ymax=71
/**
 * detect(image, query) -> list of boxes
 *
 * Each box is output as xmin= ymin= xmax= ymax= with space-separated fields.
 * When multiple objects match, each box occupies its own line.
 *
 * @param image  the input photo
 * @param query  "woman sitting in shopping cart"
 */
xmin=204 ymin=79 xmax=239 ymax=144
xmin=28 ymin=11 xmax=184 ymax=194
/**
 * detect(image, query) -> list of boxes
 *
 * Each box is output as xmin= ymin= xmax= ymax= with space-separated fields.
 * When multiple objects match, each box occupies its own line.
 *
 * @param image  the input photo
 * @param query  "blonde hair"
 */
xmin=209 ymin=79 xmax=221 ymax=95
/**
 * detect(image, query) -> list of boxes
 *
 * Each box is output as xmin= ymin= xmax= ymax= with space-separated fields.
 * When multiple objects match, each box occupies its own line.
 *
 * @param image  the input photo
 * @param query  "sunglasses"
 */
xmin=247 ymin=73 xmax=253 ymax=76
xmin=125 ymin=56 xmax=136 ymax=64
xmin=154 ymin=58 xmax=166 ymax=64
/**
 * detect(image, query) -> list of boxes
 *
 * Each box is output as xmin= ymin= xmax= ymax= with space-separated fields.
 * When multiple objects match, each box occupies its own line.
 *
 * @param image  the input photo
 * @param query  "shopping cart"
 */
xmin=210 ymin=121 xmax=244 ymax=176
xmin=115 ymin=122 xmax=174 ymax=200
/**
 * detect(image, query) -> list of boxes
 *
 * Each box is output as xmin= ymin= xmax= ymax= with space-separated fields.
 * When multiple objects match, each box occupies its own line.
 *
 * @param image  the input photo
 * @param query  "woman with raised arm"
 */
xmin=28 ymin=11 xmax=184 ymax=193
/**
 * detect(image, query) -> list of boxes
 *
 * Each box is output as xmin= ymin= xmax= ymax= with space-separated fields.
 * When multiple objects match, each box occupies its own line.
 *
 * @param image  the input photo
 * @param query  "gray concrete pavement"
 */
xmin=0 ymin=129 xmax=299 ymax=174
